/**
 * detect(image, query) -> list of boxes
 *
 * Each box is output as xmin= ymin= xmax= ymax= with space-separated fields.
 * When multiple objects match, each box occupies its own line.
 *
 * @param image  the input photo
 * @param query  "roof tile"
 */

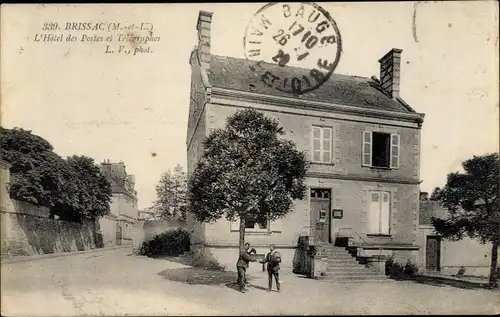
xmin=208 ymin=55 xmax=413 ymax=113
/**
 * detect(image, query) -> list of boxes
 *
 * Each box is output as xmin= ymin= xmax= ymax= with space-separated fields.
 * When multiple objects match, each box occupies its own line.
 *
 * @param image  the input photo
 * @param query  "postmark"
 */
xmin=243 ymin=2 xmax=342 ymax=95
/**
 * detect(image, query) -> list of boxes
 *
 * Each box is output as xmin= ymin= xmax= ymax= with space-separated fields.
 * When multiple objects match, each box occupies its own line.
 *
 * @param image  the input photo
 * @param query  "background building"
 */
xmin=417 ymin=199 xmax=496 ymax=277
xmin=99 ymin=160 xmax=139 ymax=247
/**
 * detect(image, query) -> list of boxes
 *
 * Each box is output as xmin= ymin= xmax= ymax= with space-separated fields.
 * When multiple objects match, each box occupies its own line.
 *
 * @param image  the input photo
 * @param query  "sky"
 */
xmin=1 ymin=2 xmax=499 ymax=210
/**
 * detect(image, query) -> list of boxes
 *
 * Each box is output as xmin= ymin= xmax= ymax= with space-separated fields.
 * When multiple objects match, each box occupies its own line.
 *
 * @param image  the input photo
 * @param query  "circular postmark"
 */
xmin=243 ymin=2 xmax=342 ymax=95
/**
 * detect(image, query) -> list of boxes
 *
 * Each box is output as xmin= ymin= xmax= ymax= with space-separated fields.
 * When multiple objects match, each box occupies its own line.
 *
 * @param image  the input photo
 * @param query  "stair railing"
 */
xmin=336 ymin=227 xmax=370 ymax=247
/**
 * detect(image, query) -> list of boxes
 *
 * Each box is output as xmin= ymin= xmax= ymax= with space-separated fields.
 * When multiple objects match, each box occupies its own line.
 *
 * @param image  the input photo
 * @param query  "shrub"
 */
xmin=390 ymin=261 xmax=405 ymax=278
xmin=403 ymin=260 xmax=419 ymax=277
xmin=386 ymin=256 xmax=418 ymax=279
xmin=385 ymin=256 xmax=394 ymax=276
xmin=139 ymin=228 xmax=190 ymax=257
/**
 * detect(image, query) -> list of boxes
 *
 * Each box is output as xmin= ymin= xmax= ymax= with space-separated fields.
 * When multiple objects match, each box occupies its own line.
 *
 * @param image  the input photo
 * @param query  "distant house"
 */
xmin=99 ymin=160 xmax=138 ymax=247
xmin=186 ymin=11 xmax=425 ymax=270
xmin=417 ymin=200 xmax=496 ymax=277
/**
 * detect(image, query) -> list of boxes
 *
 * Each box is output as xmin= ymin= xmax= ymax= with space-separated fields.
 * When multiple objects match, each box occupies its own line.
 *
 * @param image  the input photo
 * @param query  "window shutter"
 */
xmin=271 ymin=217 xmax=284 ymax=233
xmin=367 ymin=191 xmax=380 ymax=234
xmin=230 ymin=219 xmax=239 ymax=231
xmin=322 ymin=127 xmax=332 ymax=163
xmin=390 ymin=134 xmax=400 ymax=169
xmin=362 ymin=131 xmax=372 ymax=167
xmin=380 ymin=192 xmax=391 ymax=234
xmin=312 ymin=127 xmax=321 ymax=163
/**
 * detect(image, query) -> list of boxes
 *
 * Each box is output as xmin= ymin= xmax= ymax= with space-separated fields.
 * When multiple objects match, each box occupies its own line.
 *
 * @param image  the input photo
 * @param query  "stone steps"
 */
xmin=320 ymin=245 xmax=388 ymax=283
xmin=326 ymin=267 xmax=375 ymax=273
xmin=320 ymin=276 xmax=393 ymax=283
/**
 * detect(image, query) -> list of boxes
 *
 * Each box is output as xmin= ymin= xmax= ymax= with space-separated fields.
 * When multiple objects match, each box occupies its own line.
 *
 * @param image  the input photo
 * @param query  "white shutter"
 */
xmin=362 ymin=131 xmax=372 ymax=167
xmin=230 ymin=219 xmax=239 ymax=231
xmin=312 ymin=127 xmax=321 ymax=162
xmin=390 ymin=134 xmax=400 ymax=169
xmin=380 ymin=192 xmax=391 ymax=234
xmin=322 ymin=127 xmax=332 ymax=163
xmin=367 ymin=191 xmax=380 ymax=234
xmin=271 ymin=217 xmax=284 ymax=233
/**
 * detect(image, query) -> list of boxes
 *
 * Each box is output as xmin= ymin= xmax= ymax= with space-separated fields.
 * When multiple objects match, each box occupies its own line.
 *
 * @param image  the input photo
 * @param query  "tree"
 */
xmin=62 ymin=155 xmax=112 ymax=220
xmin=188 ymin=108 xmax=308 ymax=253
xmin=1 ymin=127 xmax=67 ymax=207
xmin=1 ymin=127 xmax=112 ymax=222
xmin=154 ymin=164 xmax=187 ymax=220
xmin=430 ymin=187 xmax=442 ymax=201
xmin=431 ymin=153 xmax=499 ymax=288
xmin=420 ymin=191 xmax=429 ymax=201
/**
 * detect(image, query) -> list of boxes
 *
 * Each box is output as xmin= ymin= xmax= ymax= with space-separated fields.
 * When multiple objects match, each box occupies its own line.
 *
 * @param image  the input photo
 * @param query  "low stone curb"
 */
xmin=0 ymin=245 xmax=130 ymax=265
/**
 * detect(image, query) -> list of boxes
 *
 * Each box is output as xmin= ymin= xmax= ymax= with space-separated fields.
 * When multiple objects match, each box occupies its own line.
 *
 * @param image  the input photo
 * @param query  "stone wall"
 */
xmin=99 ymin=215 xmax=118 ymax=248
xmin=1 ymin=201 xmax=101 ymax=257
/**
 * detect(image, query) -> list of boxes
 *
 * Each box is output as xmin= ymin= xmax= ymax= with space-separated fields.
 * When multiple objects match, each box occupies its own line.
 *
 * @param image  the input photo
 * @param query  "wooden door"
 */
xmin=311 ymin=188 xmax=331 ymax=244
xmin=426 ymin=236 xmax=441 ymax=271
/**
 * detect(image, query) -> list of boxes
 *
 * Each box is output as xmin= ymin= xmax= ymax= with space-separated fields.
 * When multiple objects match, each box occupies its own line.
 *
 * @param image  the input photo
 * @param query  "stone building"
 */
xmin=186 ymin=11 xmax=425 ymax=274
xmin=417 ymin=200 xmax=497 ymax=277
xmin=99 ymin=160 xmax=138 ymax=247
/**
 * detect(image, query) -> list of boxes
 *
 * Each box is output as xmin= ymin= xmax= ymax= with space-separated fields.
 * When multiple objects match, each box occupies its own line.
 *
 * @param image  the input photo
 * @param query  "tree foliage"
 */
xmin=188 ymin=108 xmax=308 ymax=251
xmin=431 ymin=153 xmax=499 ymax=287
xmin=429 ymin=187 xmax=442 ymax=201
xmin=61 ymin=155 xmax=112 ymax=220
xmin=0 ymin=127 xmax=112 ymax=221
xmin=154 ymin=164 xmax=187 ymax=220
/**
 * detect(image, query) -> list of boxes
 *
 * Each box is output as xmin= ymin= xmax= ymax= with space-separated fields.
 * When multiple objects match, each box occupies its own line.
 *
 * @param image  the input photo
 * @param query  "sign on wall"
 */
xmin=332 ymin=209 xmax=343 ymax=219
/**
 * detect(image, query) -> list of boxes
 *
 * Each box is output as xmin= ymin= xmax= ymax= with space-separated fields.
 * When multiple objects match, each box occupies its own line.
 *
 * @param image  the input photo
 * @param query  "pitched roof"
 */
xmin=208 ymin=55 xmax=415 ymax=114
xmin=419 ymin=201 xmax=449 ymax=225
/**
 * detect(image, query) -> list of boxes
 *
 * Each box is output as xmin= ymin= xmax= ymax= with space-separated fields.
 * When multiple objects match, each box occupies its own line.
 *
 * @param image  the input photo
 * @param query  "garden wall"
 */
xmin=1 ymin=200 xmax=102 ymax=258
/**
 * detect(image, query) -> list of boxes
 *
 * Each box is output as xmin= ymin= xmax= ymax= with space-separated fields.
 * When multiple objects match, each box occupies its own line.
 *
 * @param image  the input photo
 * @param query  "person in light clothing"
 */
xmin=260 ymin=244 xmax=281 ymax=292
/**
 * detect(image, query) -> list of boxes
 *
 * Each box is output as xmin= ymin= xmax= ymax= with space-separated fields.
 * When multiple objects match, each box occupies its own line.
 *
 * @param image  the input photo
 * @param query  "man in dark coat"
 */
xmin=260 ymin=244 xmax=281 ymax=292
xmin=236 ymin=243 xmax=257 ymax=292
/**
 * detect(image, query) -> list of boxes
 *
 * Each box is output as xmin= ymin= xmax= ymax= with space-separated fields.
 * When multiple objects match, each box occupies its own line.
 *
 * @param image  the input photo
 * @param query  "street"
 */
xmin=1 ymin=248 xmax=499 ymax=316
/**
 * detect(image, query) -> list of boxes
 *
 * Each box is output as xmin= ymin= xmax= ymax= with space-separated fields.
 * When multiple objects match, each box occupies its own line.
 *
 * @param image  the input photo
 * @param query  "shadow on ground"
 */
xmin=155 ymin=256 xmax=193 ymax=266
xmin=394 ymin=275 xmax=493 ymax=291
xmin=158 ymin=267 xmax=255 ymax=287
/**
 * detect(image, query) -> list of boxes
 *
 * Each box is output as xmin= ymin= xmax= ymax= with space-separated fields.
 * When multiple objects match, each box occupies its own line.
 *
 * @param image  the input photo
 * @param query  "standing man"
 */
xmin=260 ymin=244 xmax=281 ymax=292
xmin=236 ymin=243 xmax=257 ymax=293
xmin=245 ymin=243 xmax=257 ymax=285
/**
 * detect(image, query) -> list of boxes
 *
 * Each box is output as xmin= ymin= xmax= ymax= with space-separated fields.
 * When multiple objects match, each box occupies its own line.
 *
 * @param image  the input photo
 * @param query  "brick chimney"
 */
xmin=378 ymin=48 xmax=403 ymax=99
xmin=196 ymin=11 xmax=213 ymax=71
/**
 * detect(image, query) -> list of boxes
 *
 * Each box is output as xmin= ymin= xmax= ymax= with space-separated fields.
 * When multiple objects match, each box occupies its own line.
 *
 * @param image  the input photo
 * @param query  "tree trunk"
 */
xmin=239 ymin=216 xmax=246 ymax=253
xmin=489 ymin=238 xmax=499 ymax=288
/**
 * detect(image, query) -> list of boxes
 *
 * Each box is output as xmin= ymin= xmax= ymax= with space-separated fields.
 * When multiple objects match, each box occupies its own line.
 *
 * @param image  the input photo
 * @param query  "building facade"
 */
xmin=99 ymin=160 xmax=138 ymax=247
xmin=186 ymin=11 xmax=425 ymax=269
xmin=417 ymin=200 xmax=497 ymax=277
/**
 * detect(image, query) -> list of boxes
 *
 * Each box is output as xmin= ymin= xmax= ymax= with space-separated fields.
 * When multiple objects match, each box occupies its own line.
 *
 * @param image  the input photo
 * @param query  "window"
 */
xmin=312 ymin=126 xmax=332 ymax=163
xmin=367 ymin=191 xmax=391 ymax=235
xmin=244 ymin=213 xmax=268 ymax=230
xmin=362 ymin=131 xmax=400 ymax=169
xmin=311 ymin=188 xmax=330 ymax=199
